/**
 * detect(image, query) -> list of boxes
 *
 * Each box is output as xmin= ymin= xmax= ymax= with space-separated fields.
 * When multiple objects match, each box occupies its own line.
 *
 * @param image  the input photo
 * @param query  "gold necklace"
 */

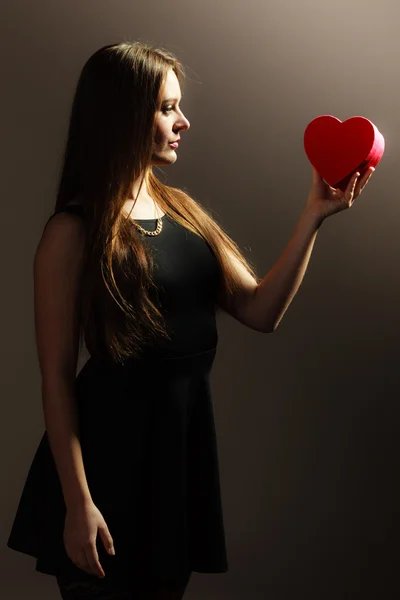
xmin=132 ymin=217 xmax=163 ymax=237
xmin=131 ymin=206 xmax=164 ymax=237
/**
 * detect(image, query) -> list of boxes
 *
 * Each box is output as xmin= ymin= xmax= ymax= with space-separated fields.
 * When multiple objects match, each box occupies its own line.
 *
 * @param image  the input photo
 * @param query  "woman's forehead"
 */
xmin=161 ymin=69 xmax=181 ymax=99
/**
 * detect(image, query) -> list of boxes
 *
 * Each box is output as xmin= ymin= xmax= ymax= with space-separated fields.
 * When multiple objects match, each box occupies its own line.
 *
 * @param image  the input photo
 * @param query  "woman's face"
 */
xmin=151 ymin=69 xmax=190 ymax=166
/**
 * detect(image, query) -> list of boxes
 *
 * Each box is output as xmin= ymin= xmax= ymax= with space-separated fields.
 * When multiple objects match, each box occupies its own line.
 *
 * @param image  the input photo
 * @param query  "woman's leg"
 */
xmin=56 ymin=571 xmax=192 ymax=600
xmin=138 ymin=572 xmax=192 ymax=600
xmin=56 ymin=576 xmax=132 ymax=600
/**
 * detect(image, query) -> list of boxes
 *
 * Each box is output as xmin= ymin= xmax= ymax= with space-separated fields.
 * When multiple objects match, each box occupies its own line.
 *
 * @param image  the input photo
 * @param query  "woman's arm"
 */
xmin=216 ymin=208 xmax=319 ymax=333
xmin=251 ymin=207 xmax=320 ymax=332
xmin=34 ymin=212 xmax=92 ymax=510
xmin=217 ymin=168 xmax=374 ymax=333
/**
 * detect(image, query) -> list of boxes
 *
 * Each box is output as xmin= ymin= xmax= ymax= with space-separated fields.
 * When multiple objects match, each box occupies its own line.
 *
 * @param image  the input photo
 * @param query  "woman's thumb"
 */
xmin=98 ymin=523 xmax=115 ymax=555
xmin=312 ymin=166 xmax=321 ymax=183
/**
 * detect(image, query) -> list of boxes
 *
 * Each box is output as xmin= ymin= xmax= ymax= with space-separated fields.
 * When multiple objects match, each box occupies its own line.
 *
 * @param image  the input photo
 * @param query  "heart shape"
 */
xmin=304 ymin=115 xmax=385 ymax=191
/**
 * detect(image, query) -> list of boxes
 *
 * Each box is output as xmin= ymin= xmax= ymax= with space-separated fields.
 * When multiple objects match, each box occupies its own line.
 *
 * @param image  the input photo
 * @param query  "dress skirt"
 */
xmin=7 ymin=346 xmax=228 ymax=587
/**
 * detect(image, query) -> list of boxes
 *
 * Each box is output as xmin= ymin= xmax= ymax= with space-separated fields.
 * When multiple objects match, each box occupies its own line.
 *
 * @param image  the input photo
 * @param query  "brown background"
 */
xmin=1 ymin=1 xmax=398 ymax=598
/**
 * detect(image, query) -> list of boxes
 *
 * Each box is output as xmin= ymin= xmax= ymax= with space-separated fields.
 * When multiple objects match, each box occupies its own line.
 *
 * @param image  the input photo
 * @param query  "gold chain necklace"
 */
xmin=132 ymin=217 xmax=163 ymax=236
xmin=130 ymin=203 xmax=164 ymax=236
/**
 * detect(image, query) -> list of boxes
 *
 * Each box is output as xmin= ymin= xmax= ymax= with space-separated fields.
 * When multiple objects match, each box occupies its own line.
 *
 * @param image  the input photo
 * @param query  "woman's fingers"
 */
xmin=343 ymin=172 xmax=359 ymax=201
xmin=64 ymin=503 xmax=109 ymax=579
xmin=98 ymin=522 xmax=115 ymax=556
xmin=74 ymin=544 xmax=105 ymax=577
xmin=75 ymin=549 xmax=93 ymax=575
xmin=354 ymin=167 xmax=375 ymax=197
xmin=84 ymin=542 xmax=105 ymax=578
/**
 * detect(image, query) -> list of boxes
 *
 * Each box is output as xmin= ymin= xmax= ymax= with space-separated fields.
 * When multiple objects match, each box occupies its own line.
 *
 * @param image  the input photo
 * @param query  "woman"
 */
xmin=7 ymin=41 xmax=374 ymax=600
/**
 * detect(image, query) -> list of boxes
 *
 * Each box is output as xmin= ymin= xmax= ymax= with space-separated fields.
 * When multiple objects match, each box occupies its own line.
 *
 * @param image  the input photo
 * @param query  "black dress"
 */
xmin=7 ymin=205 xmax=228 ymax=586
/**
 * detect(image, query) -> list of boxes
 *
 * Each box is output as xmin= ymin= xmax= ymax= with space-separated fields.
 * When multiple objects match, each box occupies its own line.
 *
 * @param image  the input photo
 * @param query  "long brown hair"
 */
xmin=55 ymin=41 xmax=260 ymax=363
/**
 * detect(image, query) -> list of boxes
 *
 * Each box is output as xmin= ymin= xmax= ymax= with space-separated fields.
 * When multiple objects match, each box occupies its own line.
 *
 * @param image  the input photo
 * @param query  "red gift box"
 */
xmin=304 ymin=115 xmax=385 ymax=192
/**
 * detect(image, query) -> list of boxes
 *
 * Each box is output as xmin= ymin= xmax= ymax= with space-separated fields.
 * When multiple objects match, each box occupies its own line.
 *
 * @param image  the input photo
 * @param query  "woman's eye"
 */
xmin=163 ymin=106 xmax=174 ymax=114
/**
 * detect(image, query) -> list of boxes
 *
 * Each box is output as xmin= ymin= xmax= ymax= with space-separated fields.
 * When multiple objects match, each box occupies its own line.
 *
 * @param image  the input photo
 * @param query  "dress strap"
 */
xmin=54 ymin=204 xmax=84 ymax=217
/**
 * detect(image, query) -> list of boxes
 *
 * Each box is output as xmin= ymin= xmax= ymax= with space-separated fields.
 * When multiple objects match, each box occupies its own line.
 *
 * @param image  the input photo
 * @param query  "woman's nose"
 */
xmin=180 ymin=117 xmax=190 ymax=131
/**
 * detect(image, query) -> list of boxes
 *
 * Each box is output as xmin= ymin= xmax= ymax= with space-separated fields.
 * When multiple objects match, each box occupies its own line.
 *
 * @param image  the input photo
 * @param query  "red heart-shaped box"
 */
xmin=304 ymin=115 xmax=385 ymax=191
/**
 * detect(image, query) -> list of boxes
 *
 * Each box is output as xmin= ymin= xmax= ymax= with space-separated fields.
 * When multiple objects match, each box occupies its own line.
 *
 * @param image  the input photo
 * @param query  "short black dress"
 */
xmin=7 ymin=205 xmax=228 ymax=586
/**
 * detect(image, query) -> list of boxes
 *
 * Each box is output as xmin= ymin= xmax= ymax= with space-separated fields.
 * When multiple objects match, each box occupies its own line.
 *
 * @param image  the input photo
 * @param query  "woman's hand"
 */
xmin=306 ymin=165 xmax=375 ymax=224
xmin=63 ymin=500 xmax=115 ymax=578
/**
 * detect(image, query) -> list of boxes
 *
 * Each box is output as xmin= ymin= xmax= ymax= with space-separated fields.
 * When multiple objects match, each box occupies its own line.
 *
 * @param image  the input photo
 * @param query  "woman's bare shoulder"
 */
xmin=39 ymin=203 xmax=86 ymax=257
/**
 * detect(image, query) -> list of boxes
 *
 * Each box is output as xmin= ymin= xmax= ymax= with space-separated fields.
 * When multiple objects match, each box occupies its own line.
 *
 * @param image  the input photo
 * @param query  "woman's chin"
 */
xmin=151 ymin=150 xmax=177 ymax=166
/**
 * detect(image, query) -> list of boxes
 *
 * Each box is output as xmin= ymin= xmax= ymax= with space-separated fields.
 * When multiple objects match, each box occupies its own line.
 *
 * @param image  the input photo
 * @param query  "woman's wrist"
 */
xmin=65 ymin=493 xmax=93 ymax=513
xmin=300 ymin=203 xmax=325 ymax=232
